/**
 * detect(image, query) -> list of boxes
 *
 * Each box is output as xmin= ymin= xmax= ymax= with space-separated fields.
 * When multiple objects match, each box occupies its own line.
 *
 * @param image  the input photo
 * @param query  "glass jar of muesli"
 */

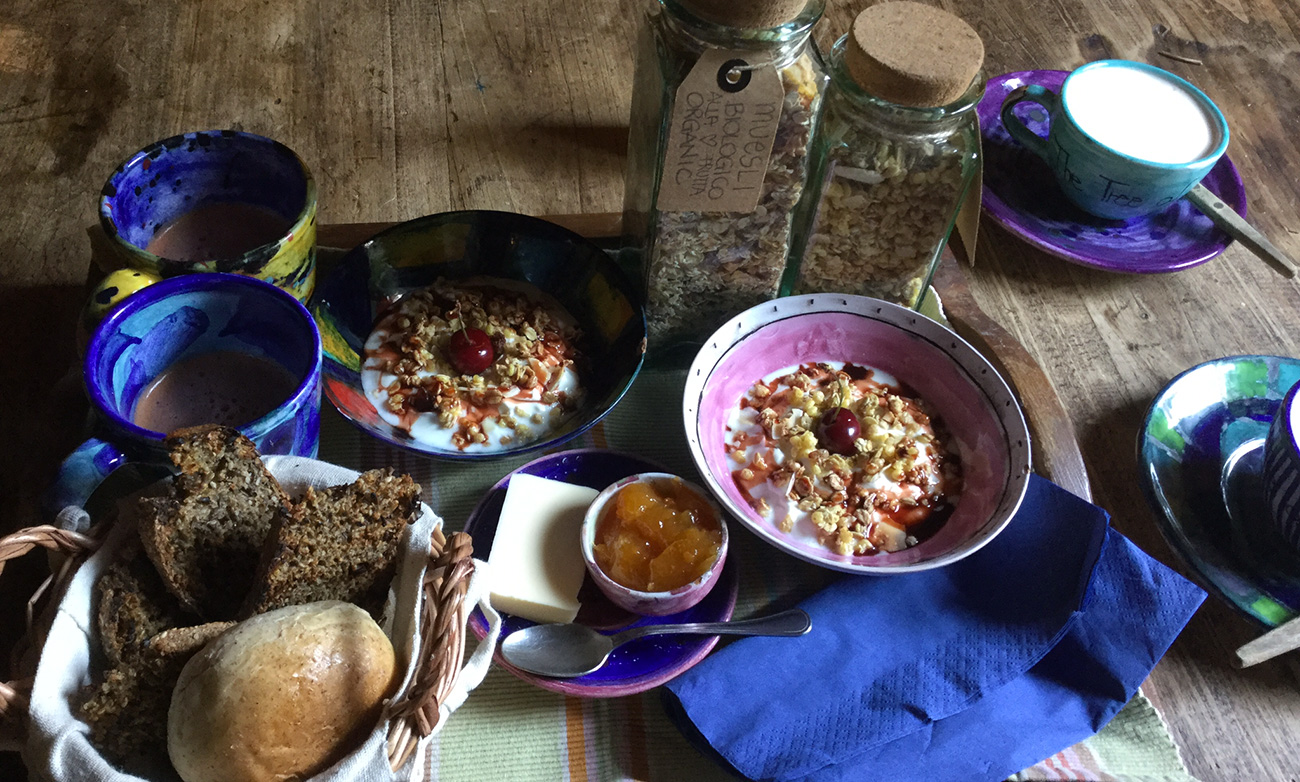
xmin=786 ymin=2 xmax=984 ymax=309
xmin=622 ymin=0 xmax=827 ymax=348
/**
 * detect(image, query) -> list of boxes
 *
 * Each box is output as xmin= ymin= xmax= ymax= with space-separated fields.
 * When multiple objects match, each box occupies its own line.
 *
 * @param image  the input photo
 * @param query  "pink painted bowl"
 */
xmin=683 ymin=294 xmax=1032 ymax=574
xmin=581 ymin=472 xmax=730 ymax=616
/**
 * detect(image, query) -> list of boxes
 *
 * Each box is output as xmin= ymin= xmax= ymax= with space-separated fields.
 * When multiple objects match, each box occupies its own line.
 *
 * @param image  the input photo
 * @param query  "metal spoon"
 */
xmin=1186 ymin=183 xmax=1297 ymax=279
xmin=500 ymin=608 xmax=812 ymax=678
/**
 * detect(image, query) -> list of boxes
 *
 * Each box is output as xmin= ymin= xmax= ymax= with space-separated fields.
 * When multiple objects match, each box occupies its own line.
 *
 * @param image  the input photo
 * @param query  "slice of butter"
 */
xmin=487 ymin=473 xmax=597 ymax=624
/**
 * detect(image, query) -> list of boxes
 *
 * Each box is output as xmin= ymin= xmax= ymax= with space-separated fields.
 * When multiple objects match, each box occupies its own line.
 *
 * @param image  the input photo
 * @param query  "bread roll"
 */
xmin=168 ymin=600 xmax=398 ymax=782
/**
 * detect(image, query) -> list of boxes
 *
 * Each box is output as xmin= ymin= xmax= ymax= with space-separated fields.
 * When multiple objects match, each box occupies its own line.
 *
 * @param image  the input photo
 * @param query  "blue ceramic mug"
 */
xmin=82 ymin=130 xmax=319 ymax=353
xmin=1000 ymin=60 xmax=1229 ymax=220
xmin=1264 ymin=382 xmax=1300 ymax=553
xmin=98 ymin=130 xmax=318 ymax=303
xmin=49 ymin=273 xmax=322 ymax=515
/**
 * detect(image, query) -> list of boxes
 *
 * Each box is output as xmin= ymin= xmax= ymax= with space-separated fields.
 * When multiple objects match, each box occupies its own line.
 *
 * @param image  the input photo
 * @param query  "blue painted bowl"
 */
xmin=312 ymin=210 xmax=647 ymax=461
xmin=1138 ymin=355 xmax=1300 ymax=627
xmin=463 ymin=449 xmax=740 ymax=697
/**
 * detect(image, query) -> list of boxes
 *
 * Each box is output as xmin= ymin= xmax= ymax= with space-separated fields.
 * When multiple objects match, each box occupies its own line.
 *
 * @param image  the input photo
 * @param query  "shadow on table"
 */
xmin=486 ymin=121 xmax=630 ymax=191
xmin=0 ymin=282 xmax=87 ymax=775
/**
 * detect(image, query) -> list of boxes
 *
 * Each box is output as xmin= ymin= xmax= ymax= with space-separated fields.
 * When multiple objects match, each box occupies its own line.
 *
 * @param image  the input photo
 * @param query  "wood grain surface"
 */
xmin=3 ymin=0 xmax=1300 ymax=779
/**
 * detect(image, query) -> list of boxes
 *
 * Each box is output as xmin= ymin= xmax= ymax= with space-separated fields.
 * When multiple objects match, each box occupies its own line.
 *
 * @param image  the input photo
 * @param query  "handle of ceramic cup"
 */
xmin=43 ymin=438 xmax=130 ymax=522
xmin=1000 ymin=84 xmax=1057 ymax=161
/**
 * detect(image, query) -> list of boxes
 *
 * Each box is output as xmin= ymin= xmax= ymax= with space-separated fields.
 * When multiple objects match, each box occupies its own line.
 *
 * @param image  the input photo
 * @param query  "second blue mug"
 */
xmin=50 ymin=273 xmax=322 ymax=514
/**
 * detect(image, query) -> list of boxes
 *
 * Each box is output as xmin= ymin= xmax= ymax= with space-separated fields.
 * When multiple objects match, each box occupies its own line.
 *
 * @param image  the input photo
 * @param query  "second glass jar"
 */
xmin=786 ymin=36 xmax=984 ymax=309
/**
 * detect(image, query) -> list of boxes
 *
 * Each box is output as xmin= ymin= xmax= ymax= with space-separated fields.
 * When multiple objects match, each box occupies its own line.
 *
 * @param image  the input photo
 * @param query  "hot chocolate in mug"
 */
xmin=88 ymin=130 xmax=318 ymax=333
xmin=48 ymin=274 xmax=322 ymax=516
xmin=1000 ymin=60 xmax=1229 ymax=220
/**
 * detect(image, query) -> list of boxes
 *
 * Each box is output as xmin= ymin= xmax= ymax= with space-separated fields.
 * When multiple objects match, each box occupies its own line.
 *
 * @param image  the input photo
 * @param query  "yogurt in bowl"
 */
xmin=684 ymin=294 xmax=1031 ymax=575
xmin=361 ymin=277 xmax=585 ymax=453
xmin=726 ymin=361 xmax=962 ymax=557
xmin=311 ymin=209 xmax=647 ymax=463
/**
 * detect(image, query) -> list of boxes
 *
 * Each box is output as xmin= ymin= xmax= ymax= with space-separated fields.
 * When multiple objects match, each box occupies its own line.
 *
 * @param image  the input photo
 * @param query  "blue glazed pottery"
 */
xmin=312 ymin=210 xmax=647 ymax=461
xmin=1138 ymin=355 xmax=1300 ymax=627
xmin=49 ymin=273 xmax=322 ymax=514
xmin=98 ymin=130 xmax=318 ymax=308
xmin=1000 ymin=60 xmax=1229 ymax=220
xmin=1264 ymin=381 xmax=1300 ymax=552
xmin=462 ymin=449 xmax=739 ymax=698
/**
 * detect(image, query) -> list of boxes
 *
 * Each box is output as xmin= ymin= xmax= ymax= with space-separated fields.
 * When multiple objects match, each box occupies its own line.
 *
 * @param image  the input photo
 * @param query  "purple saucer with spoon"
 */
xmin=979 ymin=69 xmax=1247 ymax=273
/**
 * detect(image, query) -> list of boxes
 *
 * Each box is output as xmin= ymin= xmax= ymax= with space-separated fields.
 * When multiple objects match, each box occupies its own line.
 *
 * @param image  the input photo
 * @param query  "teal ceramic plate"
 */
xmin=311 ymin=210 xmax=647 ymax=461
xmin=1139 ymin=355 xmax=1300 ymax=626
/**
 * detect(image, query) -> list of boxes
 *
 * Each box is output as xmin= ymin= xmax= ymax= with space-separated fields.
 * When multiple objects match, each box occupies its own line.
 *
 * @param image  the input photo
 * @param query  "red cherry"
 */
xmin=817 ymin=407 xmax=861 ymax=455
xmin=448 ymin=327 xmax=494 ymax=375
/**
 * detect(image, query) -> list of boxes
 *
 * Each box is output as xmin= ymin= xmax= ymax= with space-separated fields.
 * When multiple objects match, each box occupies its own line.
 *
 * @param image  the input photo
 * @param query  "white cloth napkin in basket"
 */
xmin=25 ymin=456 xmax=501 ymax=782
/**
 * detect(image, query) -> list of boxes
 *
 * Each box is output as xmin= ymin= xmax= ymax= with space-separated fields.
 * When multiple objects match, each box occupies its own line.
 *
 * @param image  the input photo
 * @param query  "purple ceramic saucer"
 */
xmin=978 ymin=69 xmax=1247 ymax=273
xmin=463 ymin=448 xmax=740 ymax=698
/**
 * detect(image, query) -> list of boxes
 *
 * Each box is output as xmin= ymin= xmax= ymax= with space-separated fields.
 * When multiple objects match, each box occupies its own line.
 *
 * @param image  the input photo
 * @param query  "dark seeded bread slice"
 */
xmin=146 ymin=622 xmax=235 ymax=655
xmin=243 ymin=469 xmax=421 ymax=617
xmin=137 ymin=425 xmax=290 ymax=619
xmin=79 ymin=621 xmax=233 ymax=767
xmin=94 ymin=543 xmax=193 ymax=667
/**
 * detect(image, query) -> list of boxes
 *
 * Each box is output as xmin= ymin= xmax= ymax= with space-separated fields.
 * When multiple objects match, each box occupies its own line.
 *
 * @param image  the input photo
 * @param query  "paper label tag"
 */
xmin=655 ymin=49 xmax=783 ymax=213
xmin=952 ymin=114 xmax=982 ymax=266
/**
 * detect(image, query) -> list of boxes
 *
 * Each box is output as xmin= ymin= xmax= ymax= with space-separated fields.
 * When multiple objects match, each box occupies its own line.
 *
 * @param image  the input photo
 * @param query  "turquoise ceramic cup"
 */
xmin=1000 ymin=60 xmax=1229 ymax=220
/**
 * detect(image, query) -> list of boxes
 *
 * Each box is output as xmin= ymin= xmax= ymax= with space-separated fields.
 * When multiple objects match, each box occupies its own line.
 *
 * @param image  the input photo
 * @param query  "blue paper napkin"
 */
xmin=663 ymin=475 xmax=1206 ymax=782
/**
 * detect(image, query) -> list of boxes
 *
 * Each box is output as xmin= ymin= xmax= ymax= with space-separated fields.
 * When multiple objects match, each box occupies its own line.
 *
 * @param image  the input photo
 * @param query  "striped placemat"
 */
xmin=318 ymin=369 xmax=1198 ymax=782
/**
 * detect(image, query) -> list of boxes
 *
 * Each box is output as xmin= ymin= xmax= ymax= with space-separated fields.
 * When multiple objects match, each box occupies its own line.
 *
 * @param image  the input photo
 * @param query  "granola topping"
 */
xmin=725 ymin=362 xmax=962 ymax=555
xmin=362 ymin=277 xmax=585 ymax=452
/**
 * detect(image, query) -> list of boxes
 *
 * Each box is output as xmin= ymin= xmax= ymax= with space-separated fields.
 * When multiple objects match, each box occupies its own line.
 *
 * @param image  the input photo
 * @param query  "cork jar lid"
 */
xmin=845 ymin=1 xmax=984 ymax=107
xmin=679 ymin=0 xmax=811 ymax=29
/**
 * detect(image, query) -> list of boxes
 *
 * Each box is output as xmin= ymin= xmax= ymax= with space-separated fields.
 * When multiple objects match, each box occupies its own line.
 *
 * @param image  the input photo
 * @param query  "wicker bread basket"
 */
xmin=0 ymin=457 xmax=488 ymax=779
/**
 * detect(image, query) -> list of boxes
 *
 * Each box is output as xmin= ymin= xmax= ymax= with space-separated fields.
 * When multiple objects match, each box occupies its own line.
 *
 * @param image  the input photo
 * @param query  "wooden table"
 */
xmin=2 ymin=0 xmax=1299 ymax=778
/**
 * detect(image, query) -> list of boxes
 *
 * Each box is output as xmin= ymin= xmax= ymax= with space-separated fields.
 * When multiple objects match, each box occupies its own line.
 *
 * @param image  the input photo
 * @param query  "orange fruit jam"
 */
xmin=593 ymin=480 xmax=723 ymax=592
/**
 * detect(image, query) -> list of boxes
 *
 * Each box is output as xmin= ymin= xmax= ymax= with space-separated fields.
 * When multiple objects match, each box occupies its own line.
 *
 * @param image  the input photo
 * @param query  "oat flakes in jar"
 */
xmin=787 ymin=1 xmax=984 ymax=308
xmin=622 ymin=0 xmax=827 ymax=348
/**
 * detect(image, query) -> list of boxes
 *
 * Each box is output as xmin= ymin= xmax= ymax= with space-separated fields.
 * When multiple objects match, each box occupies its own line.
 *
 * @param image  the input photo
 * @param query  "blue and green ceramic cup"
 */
xmin=999 ymin=60 xmax=1229 ymax=220
xmin=92 ymin=130 xmax=318 ymax=327
xmin=48 ymin=274 xmax=322 ymax=515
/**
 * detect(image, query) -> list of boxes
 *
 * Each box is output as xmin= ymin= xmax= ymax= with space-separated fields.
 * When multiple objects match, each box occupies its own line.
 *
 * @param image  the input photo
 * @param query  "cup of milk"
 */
xmin=1000 ymin=60 xmax=1229 ymax=220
